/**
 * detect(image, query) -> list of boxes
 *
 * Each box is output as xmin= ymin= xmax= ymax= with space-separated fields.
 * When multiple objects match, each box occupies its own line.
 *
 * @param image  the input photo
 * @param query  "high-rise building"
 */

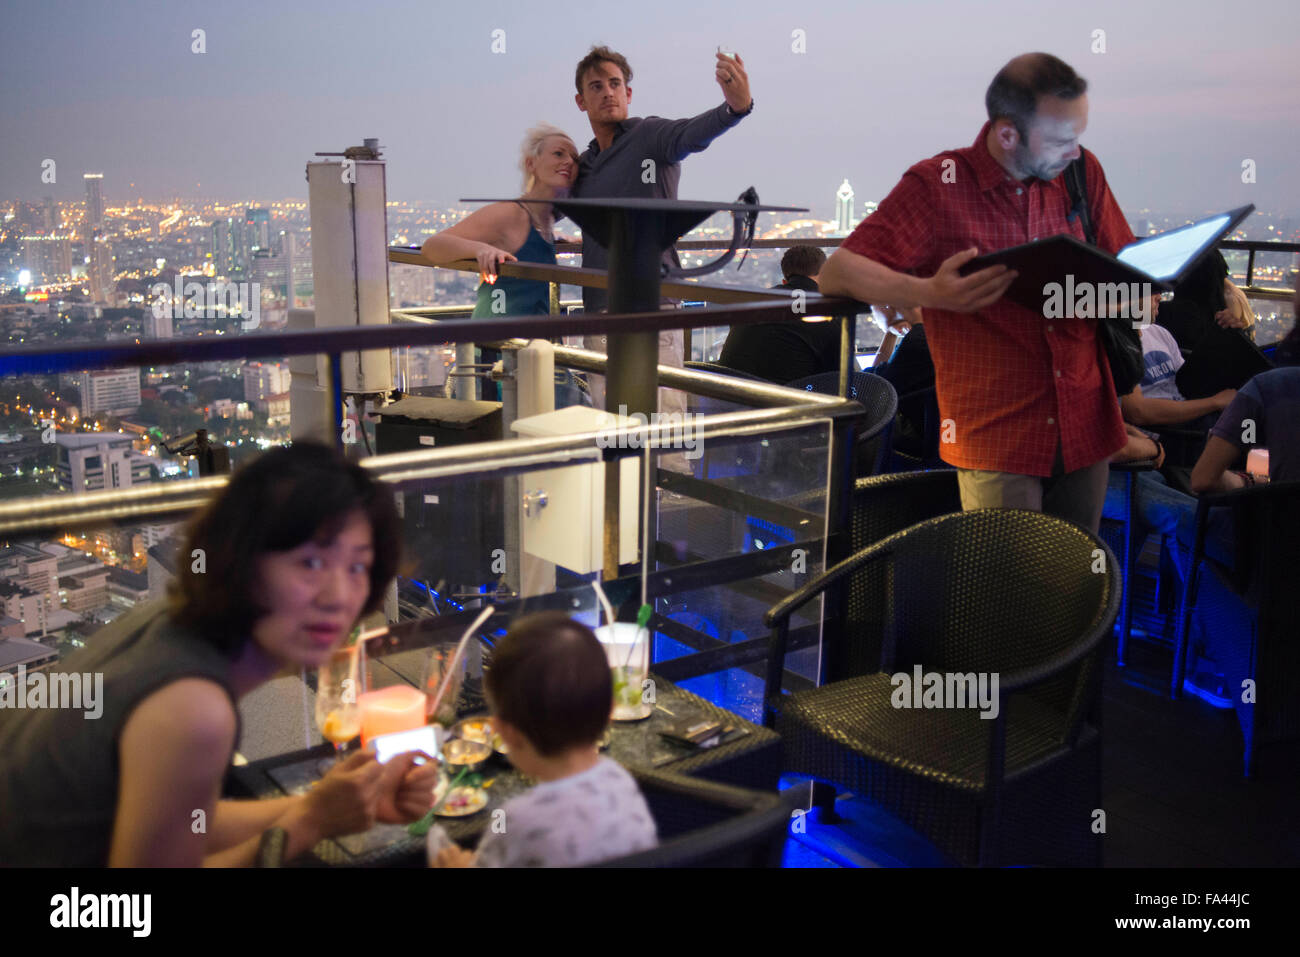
xmin=54 ymin=433 xmax=156 ymax=493
xmin=82 ymin=173 xmax=112 ymax=302
xmin=835 ymin=179 xmax=855 ymax=235
xmin=83 ymin=173 xmax=104 ymax=234
xmin=250 ymin=230 xmax=296 ymax=301
xmin=76 ymin=369 xmax=141 ymax=415
xmin=42 ymin=196 xmax=58 ymax=232
xmin=21 ymin=235 xmax=74 ymax=281
xmin=211 ymin=217 xmax=247 ymax=279
xmin=390 ymin=262 xmax=437 ymax=307
xmin=143 ymin=306 xmax=173 ymax=340
xmin=245 ymin=207 xmax=271 ymax=254
xmin=87 ymin=235 xmax=115 ymax=303
xmin=242 ymin=361 xmax=291 ymax=402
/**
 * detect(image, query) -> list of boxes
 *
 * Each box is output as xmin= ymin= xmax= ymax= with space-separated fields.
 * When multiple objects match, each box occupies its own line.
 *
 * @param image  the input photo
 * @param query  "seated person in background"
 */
xmin=870 ymin=315 xmax=935 ymax=457
xmin=430 ymin=612 xmax=656 ymax=868
xmin=1155 ymin=249 xmax=1256 ymax=351
xmin=1190 ymin=366 xmax=1300 ymax=494
xmin=1102 ymin=423 xmax=1196 ymax=582
xmin=1120 ymin=315 xmax=1236 ymax=492
xmin=1173 ymin=365 xmax=1300 ymax=707
xmin=718 ymin=244 xmax=841 ymax=383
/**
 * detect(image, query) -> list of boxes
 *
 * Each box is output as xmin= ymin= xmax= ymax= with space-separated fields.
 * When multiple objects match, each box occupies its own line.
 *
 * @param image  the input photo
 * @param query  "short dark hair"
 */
xmin=485 ymin=612 xmax=611 ymax=757
xmin=781 ymin=244 xmax=827 ymax=279
xmin=985 ymin=53 xmax=1087 ymax=141
xmin=575 ymin=45 xmax=632 ymax=94
xmin=169 ymin=442 xmax=401 ymax=656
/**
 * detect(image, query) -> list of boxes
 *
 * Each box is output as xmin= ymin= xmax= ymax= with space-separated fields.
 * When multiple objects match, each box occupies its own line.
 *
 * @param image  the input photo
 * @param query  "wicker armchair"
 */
xmin=784 ymin=371 xmax=898 ymax=476
xmin=762 ymin=509 xmax=1120 ymax=866
xmin=590 ymin=768 xmax=797 ymax=868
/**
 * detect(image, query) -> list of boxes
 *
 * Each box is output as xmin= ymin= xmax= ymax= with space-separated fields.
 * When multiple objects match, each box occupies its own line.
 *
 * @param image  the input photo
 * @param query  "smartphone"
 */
xmin=370 ymin=725 xmax=442 ymax=765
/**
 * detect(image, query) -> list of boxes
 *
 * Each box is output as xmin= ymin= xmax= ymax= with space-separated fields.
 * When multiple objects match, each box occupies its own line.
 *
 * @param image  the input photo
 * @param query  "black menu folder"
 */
xmin=958 ymin=205 xmax=1254 ymax=313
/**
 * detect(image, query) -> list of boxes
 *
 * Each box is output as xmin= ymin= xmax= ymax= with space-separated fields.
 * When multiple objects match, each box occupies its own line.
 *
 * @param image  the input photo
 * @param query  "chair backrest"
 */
xmin=588 ymin=768 xmax=796 ymax=868
xmin=682 ymin=362 xmax=771 ymax=478
xmin=784 ymin=371 xmax=898 ymax=476
xmin=769 ymin=509 xmax=1117 ymax=735
xmin=879 ymin=510 xmax=1119 ymax=734
xmin=683 ymin=361 xmax=771 ymax=382
xmin=830 ymin=471 xmax=963 ymax=680
xmin=889 ymin=385 xmax=943 ymax=470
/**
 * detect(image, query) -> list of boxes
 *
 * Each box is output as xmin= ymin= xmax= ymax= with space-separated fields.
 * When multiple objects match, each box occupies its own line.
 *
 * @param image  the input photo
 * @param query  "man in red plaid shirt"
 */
xmin=821 ymin=53 xmax=1131 ymax=533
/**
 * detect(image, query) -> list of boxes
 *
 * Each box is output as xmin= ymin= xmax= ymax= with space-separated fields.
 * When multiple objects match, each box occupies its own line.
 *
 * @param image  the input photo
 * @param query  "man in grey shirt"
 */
xmin=571 ymin=45 xmax=754 ymax=412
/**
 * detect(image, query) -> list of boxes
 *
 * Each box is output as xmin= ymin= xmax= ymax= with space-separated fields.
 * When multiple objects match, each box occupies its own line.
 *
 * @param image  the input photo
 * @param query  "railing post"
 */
xmin=837 ymin=313 xmax=856 ymax=398
xmin=329 ymin=352 xmax=345 ymax=453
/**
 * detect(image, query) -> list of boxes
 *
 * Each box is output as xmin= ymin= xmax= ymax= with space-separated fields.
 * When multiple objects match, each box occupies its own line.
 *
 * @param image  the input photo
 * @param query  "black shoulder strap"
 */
xmin=1064 ymin=153 xmax=1096 ymax=246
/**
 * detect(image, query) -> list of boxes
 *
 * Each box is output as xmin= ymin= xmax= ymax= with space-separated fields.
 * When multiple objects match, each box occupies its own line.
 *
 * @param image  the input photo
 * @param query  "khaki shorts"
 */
xmin=956 ymin=444 xmax=1110 ymax=534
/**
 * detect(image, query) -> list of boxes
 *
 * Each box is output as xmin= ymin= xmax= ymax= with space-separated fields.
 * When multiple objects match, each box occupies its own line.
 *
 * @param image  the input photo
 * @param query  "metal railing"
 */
xmin=0 ymin=321 xmax=863 ymax=688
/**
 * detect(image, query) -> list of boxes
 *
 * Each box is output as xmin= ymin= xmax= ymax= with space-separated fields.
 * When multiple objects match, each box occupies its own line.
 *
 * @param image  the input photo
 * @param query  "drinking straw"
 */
xmin=427 ymin=605 xmax=494 ymax=723
xmin=623 ymin=602 xmax=653 ymax=670
xmin=591 ymin=579 xmax=616 ymax=631
xmin=300 ymin=667 xmax=312 ymax=751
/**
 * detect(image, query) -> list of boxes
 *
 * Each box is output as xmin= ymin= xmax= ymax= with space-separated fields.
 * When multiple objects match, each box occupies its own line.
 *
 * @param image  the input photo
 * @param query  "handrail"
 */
xmin=0 ymin=297 xmax=862 ymax=379
xmin=389 ymin=246 xmax=791 ymax=304
xmin=0 ymin=336 xmax=858 ymax=539
xmin=395 ymin=238 xmax=1298 ymax=304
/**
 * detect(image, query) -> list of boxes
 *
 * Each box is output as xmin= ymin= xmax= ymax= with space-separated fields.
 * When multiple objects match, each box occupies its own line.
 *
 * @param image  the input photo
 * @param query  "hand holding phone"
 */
xmin=370 ymin=724 xmax=442 ymax=765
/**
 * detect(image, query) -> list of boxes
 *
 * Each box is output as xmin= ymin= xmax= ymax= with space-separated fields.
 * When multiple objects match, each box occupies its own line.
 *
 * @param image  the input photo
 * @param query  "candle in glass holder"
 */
xmin=1246 ymin=448 xmax=1269 ymax=479
xmin=358 ymin=685 xmax=427 ymax=746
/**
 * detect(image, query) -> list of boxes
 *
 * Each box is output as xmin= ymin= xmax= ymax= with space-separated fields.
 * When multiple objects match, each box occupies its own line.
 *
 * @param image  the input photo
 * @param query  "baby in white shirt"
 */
xmin=429 ymin=612 xmax=656 ymax=868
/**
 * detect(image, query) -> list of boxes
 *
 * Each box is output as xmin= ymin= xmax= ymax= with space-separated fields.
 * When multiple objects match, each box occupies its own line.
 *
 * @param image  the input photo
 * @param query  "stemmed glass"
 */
xmin=315 ymin=644 xmax=361 ymax=773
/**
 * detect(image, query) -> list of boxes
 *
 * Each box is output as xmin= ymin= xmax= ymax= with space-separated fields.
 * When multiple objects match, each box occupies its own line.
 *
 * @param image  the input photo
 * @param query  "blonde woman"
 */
xmin=421 ymin=123 xmax=578 ymax=319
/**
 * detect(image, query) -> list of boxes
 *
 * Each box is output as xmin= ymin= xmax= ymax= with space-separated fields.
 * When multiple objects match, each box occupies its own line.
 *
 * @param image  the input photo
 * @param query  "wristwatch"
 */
xmin=725 ymin=99 xmax=754 ymax=118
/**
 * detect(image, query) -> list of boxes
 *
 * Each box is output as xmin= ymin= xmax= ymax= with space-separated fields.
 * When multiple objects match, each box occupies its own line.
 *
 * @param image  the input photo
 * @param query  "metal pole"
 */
xmin=604 ymin=209 xmax=662 ymax=419
xmin=838 ymin=314 xmax=851 ymax=398
xmin=329 ymin=352 xmax=345 ymax=453
xmin=602 ymin=209 xmax=666 ymax=581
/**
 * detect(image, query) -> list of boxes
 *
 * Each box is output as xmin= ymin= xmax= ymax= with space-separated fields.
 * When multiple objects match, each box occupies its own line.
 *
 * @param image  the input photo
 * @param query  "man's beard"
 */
xmin=1014 ymin=144 xmax=1066 ymax=181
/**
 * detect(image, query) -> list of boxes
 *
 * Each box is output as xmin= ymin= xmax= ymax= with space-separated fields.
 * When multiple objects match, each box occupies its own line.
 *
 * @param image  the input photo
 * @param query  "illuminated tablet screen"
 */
xmin=1117 ymin=213 xmax=1230 ymax=282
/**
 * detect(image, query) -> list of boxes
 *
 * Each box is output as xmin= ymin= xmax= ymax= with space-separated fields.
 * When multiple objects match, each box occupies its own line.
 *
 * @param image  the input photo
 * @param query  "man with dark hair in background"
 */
xmin=571 ymin=44 xmax=754 ymax=413
xmin=717 ymin=244 xmax=842 ymax=383
xmin=820 ymin=52 xmax=1133 ymax=533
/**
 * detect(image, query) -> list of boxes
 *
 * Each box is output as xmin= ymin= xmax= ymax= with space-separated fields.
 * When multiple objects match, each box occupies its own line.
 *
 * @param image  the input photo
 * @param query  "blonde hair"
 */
xmin=520 ymin=123 xmax=577 ymax=192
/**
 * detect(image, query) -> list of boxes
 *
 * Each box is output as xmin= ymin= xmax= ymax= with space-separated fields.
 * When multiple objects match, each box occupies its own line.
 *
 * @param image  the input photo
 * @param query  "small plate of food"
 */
xmin=433 ymin=784 xmax=489 ymax=818
xmin=454 ymin=716 xmax=509 ymax=756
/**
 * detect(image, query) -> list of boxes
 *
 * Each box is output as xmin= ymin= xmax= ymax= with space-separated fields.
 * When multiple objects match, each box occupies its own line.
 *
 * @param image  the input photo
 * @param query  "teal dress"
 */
xmin=468 ymin=210 xmax=557 ymax=399
xmin=471 ymin=212 xmax=556 ymax=319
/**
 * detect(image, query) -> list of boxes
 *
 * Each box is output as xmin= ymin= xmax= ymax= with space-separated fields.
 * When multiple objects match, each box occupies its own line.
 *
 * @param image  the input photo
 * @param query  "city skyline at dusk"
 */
xmin=3 ymin=0 xmax=1299 ymax=220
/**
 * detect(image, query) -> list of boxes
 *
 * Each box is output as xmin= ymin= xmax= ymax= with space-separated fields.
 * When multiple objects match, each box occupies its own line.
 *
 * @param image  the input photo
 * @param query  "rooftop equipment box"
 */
xmin=511 ymin=406 xmax=640 ymax=574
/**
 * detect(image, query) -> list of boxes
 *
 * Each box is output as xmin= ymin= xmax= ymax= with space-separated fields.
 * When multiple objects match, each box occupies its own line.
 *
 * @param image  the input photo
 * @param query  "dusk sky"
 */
xmin=3 ymin=0 xmax=1298 ymax=220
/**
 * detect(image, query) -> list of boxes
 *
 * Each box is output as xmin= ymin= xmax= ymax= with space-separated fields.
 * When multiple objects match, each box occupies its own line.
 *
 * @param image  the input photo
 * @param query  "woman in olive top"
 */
xmin=0 ymin=443 xmax=436 ymax=866
xmin=420 ymin=123 xmax=579 ymax=318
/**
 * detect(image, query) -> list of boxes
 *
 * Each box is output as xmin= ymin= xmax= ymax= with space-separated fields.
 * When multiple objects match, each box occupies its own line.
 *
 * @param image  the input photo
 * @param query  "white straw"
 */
xmin=300 ymin=666 xmax=312 ymax=751
xmin=592 ymin=579 xmax=616 ymax=630
xmin=428 ymin=605 xmax=494 ymax=721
